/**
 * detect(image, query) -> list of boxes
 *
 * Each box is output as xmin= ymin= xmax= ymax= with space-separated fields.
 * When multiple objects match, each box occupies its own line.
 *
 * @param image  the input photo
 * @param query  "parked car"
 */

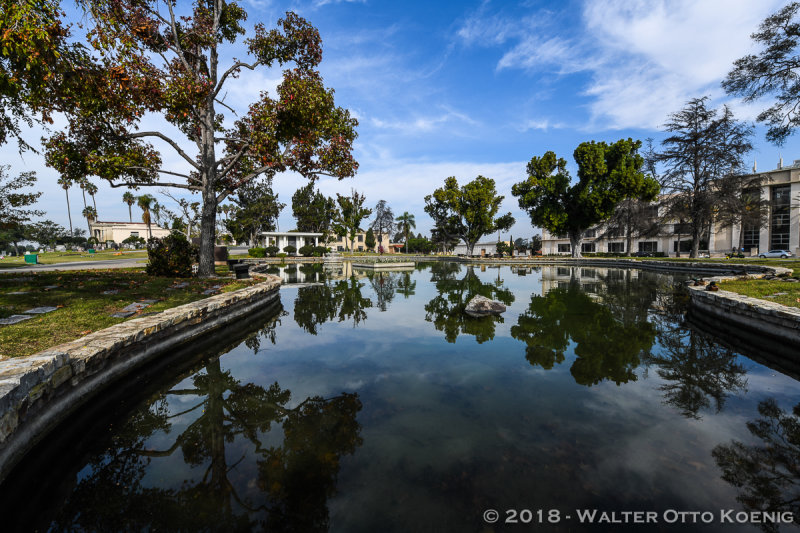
xmin=758 ymin=250 xmax=794 ymax=258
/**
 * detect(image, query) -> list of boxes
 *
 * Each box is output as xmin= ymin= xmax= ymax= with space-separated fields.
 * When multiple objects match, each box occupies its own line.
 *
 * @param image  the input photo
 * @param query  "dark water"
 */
xmin=3 ymin=263 xmax=799 ymax=532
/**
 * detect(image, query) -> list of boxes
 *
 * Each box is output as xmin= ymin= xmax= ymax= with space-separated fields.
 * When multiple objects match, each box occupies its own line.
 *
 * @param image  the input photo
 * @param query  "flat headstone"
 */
xmin=173 ymin=282 xmax=190 ymax=288
xmin=122 ymin=302 xmax=150 ymax=312
xmin=110 ymin=311 xmax=136 ymax=318
xmin=202 ymin=289 xmax=219 ymax=295
xmin=0 ymin=276 xmax=32 ymax=282
xmin=140 ymin=299 xmax=158 ymax=304
xmin=0 ymin=315 xmax=33 ymax=325
xmin=23 ymin=306 xmax=58 ymax=314
xmin=102 ymin=289 xmax=119 ymax=295
xmin=43 ymin=285 xmax=60 ymax=290
xmin=7 ymin=291 xmax=29 ymax=295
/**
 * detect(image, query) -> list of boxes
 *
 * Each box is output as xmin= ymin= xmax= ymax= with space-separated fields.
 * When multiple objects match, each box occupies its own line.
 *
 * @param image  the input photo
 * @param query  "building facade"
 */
xmin=328 ymin=231 xmax=397 ymax=253
xmin=259 ymin=231 xmax=323 ymax=251
xmin=89 ymin=221 xmax=171 ymax=243
xmin=541 ymin=160 xmax=800 ymax=257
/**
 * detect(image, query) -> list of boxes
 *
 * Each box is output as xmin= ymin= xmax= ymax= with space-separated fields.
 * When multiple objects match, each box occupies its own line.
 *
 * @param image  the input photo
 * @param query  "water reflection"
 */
xmin=713 ymin=399 xmax=800 ymax=532
xmin=294 ymin=276 xmax=373 ymax=334
xmin=510 ymin=281 xmax=656 ymax=386
xmin=49 ymin=358 xmax=363 ymax=532
xmin=424 ymin=264 xmax=515 ymax=343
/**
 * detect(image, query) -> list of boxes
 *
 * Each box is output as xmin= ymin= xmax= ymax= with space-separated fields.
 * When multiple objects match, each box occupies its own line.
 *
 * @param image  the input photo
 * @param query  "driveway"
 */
xmin=0 ymin=257 xmax=147 ymax=273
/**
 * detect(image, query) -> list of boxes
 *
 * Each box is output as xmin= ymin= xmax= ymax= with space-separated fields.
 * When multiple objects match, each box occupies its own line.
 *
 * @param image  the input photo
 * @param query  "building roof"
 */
xmin=260 ymin=231 xmax=323 ymax=237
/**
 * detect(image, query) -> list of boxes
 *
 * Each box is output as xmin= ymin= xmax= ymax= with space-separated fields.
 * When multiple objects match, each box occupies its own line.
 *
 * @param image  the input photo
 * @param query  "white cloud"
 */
xmin=370 ymin=108 xmax=479 ymax=135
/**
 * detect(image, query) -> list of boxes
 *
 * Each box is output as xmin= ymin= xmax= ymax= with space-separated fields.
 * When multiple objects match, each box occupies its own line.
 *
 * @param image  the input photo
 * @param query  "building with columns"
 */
xmin=259 ymin=231 xmax=323 ymax=251
xmin=541 ymin=159 xmax=800 ymax=257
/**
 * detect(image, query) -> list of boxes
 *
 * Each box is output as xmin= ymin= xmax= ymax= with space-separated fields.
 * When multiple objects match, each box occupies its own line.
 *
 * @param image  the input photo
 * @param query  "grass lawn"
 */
xmin=627 ymin=256 xmax=800 ymax=276
xmin=0 ymin=249 xmax=148 ymax=268
xmin=716 ymin=278 xmax=800 ymax=309
xmin=0 ymin=267 xmax=261 ymax=358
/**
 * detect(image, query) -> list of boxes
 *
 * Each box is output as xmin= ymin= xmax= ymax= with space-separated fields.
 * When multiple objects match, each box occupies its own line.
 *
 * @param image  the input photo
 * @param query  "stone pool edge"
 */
xmin=0 ymin=274 xmax=282 ymax=483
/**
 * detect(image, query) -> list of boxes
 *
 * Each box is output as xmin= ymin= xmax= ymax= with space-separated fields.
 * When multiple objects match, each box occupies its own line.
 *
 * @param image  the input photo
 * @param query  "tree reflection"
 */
xmin=294 ymin=276 xmax=373 ymax=334
xmin=244 ymin=306 xmax=287 ymax=353
xmin=510 ymin=282 xmax=656 ymax=386
xmin=645 ymin=285 xmax=747 ymax=419
xmin=424 ymin=265 xmax=514 ymax=343
xmin=51 ymin=358 xmax=363 ymax=532
xmin=713 ymin=399 xmax=800 ymax=533
xmin=368 ymin=271 xmax=397 ymax=311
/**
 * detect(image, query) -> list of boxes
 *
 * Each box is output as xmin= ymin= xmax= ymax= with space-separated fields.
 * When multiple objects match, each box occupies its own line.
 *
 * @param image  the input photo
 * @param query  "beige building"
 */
xmin=541 ymin=159 xmax=800 ymax=257
xmin=89 ymin=220 xmax=171 ymax=243
xmin=328 ymin=231 xmax=398 ymax=253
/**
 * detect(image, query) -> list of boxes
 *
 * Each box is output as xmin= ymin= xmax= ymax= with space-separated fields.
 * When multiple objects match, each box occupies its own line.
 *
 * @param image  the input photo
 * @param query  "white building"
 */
xmin=89 ymin=220 xmax=171 ymax=243
xmin=452 ymin=240 xmax=513 ymax=256
xmin=259 ymin=231 xmax=323 ymax=251
xmin=541 ymin=159 xmax=800 ymax=257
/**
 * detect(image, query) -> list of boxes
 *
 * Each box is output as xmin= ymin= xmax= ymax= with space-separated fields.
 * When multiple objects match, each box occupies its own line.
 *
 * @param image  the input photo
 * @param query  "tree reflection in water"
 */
xmin=713 ymin=399 xmax=800 ymax=533
xmin=50 ymin=358 xmax=363 ymax=532
xmin=294 ymin=275 xmax=373 ymax=334
xmin=510 ymin=281 xmax=655 ymax=386
xmin=645 ymin=284 xmax=747 ymax=419
xmin=424 ymin=264 xmax=514 ymax=343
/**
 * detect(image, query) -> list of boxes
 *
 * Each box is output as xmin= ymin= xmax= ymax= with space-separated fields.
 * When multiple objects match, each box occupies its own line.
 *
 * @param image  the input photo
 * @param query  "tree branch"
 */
xmin=215 ymin=60 xmax=263 ymax=98
xmin=128 ymin=131 xmax=200 ymax=170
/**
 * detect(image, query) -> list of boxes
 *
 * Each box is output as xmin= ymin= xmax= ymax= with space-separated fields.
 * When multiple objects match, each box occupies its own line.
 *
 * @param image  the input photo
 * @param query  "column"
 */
xmin=759 ymin=186 xmax=771 ymax=253
xmin=791 ymin=182 xmax=800 ymax=255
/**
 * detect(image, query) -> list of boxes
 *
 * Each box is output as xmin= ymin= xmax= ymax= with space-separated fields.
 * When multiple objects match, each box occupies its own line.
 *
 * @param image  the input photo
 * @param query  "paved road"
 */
xmin=0 ymin=257 xmax=147 ymax=273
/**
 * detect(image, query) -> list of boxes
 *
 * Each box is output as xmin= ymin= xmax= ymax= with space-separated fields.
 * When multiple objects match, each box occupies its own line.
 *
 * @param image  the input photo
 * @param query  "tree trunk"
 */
xmin=65 ymin=189 xmax=74 ymax=236
xmin=198 ymin=186 xmax=218 ymax=277
xmin=466 ymin=242 xmax=474 ymax=257
xmin=569 ymin=230 xmax=582 ymax=258
xmin=128 ymin=205 xmax=132 ymax=223
xmin=690 ymin=224 xmax=701 ymax=258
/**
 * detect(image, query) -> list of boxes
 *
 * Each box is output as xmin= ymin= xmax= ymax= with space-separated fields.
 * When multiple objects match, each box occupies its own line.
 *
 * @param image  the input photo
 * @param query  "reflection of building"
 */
xmin=539 ymin=265 xmax=637 ymax=295
xmin=541 ymin=160 xmax=800 ymax=257
xmin=259 ymin=231 xmax=322 ymax=251
xmin=89 ymin=221 xmax=171 ymax=243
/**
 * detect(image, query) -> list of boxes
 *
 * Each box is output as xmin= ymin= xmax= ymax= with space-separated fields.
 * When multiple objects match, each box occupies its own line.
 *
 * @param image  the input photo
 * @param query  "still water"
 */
xmin=3 ymin=262 xmax=799 ymax=532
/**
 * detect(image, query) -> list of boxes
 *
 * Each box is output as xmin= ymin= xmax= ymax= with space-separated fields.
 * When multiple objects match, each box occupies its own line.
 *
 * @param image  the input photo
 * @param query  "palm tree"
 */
xmin=395 ymin=212 xmax=416 ymax=253
xmin=137 ymin=194 xmax=155 ymax=239
xmin=85 ymin=182 xmax=98 ymax=215
xmin=82 ymin=206 xmax=97 ymax=237
xmin=123 ymin=191 xmax=135 ymax=222
xmin=79 ymin=181 xmax=88 ymax=209
xmin=58 ymin=177 xmax=74 ymax=236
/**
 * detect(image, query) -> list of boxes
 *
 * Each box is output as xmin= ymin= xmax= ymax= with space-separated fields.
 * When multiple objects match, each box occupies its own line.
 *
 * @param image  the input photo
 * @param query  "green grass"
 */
xmin=0 ymin=249 xmax=148 ymax=268
xmin=629 ymin=257 xmax=800 ymax=276
xmin=0 ymin=267 xmax=260 ymax=358
xmin=717 ymin=278 xmax=800 ymax=309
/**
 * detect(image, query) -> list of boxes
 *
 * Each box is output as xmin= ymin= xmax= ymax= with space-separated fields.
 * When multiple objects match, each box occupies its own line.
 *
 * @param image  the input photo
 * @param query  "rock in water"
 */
xmin=464 ymin=295 xmax=506 ymax=317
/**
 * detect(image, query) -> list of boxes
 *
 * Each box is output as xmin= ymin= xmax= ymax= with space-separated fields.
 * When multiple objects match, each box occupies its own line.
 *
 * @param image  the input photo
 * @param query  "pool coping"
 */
xmin=0 ymin=274 xmax=282 ymax=483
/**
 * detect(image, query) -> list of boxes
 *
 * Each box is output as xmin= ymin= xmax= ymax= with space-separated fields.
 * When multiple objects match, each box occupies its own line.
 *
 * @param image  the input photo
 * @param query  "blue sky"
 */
xmin=3 ymin=0 xmax=797 ymax=241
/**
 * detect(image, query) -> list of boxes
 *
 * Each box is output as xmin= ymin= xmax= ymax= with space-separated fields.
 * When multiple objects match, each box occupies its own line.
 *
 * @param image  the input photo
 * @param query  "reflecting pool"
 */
xmin=3 ymin=263 xmax=799 ymax=532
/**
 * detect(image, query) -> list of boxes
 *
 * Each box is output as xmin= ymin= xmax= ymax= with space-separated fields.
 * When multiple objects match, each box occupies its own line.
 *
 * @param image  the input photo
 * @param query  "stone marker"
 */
xmin=7 ymin=291 xmax=29 ymax=295
xmin=22 ymin=306 xmax=58 ymax=314
xmin=121 ymin=302 xmax=150 ymax=312
xmin=102 ymin=289 xmax=119 ymax=295
xmin=43 ymin=285 xmax=60 ymax=290
xmin=110 ymin=311 xmax=135 ymax=318
xmin=0 ymin=315 xmax=33 ymax=325
xmin=464 ymin=295 xmax=506 ymax=317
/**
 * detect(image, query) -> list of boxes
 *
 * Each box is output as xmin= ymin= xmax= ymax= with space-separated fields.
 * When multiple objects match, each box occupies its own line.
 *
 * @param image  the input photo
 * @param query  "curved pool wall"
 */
xmin=0 ymin=275 xmax=281 ymax=483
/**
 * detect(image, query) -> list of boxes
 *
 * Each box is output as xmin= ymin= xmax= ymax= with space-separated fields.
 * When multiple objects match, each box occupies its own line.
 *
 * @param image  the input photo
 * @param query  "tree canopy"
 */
xmin=291 ymin=182 xmax=337 ymax=239
xmin=226 ymin=177 xmax=284 ymax=245
xmin=723 ymin=2 xmax=800 ymax=144
xmin=427 ymin=176 xmax=513 ymax=257
xmin=0 ymin=165 xmax=42 ymax=227
xmin=333 ymin=189 xmax=371 ymax=251
xmin=39 ymin=6 xmax=358 ymax=276
xmin=512 ymin=139 xmax=653 ymax=257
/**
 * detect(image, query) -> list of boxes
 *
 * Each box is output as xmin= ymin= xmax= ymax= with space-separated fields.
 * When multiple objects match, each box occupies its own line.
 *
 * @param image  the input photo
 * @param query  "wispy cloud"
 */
xmin=370 ymin=108 xmax=479 ymax=135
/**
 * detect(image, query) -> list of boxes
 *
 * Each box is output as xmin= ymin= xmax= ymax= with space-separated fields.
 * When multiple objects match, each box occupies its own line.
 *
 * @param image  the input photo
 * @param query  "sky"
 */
xmin=3 ymin=0 xmax=797 ymax=242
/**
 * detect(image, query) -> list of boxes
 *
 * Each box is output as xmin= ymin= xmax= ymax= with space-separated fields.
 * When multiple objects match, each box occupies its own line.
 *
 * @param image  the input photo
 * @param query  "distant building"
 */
xmin=89 ymin=221 xmax=170 ymax=243
xmin=541 ymin=158 xmax=800 ymax=257
xmin=452 ymin=240 xmax=513 ymax=256
xmin=260 ymin=231 xmax=323 ymax=251
xmin=328 ymin=231 xmax=398 ymax=253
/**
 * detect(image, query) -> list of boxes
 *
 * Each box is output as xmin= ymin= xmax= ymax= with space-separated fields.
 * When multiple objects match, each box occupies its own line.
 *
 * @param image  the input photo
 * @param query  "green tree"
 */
xmin=291 ymin=182 xmax=337 ymax=241
xmin=424 ymin=190 xmax=460 ymax=254
xmin=226 ymin=177 xmax=284 ymax=246
xmin=137 ymin=194 xmax=155 ymax=239
xmin=364 ymin=228 xmax=376 ymax=251
xmin=369 ymin=199 xmax=394 ymax=254
xmin=427 ymin=176 xmax=514 ymax=257
xmin=0 ymin=166 xmax=42 ymax=227
xmin=42 ymin=8 xmax=358 ymax=277
xmin=0 ymin=223 xmax=27 ymax=256
xmin=656 ymin=98 xmax=753 ymax=257
xmin=334 ymin=189 xmax=371 ymax=252
xmin=395 ymin=211 xmax=416 ymax=253
xmin=82 ymin=205 xmax=97 ymax=237
xmin=512 ymin=139 xmax=653 ymax=258
xmin=724 ymin=2 xmax=800 ymax=144
xmin=496 ymin=240 xmax=512 ymax=257
xmin=26 ymin=220 xmax=67 ymax=249
xmin=122 ymin=191 xmax=135 ymax=223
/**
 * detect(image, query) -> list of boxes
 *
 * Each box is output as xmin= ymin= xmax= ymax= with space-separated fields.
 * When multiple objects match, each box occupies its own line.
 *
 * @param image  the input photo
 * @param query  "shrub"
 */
xmin=314 ymin=246 xmax=329 ymax=256
xmin=146 ymin=231 xmax=198 ymax=278
xmin=248 ymin=247 xmax=267 ymax=258
xmin=277 ymin=252 xmax=287 ymax=259
xmin=265 ymin=245 xmax=280 ymax=257
xmin=298 ymin=244 xmax=314 ymax=256
xmin=283 ymin=245 xmax=297 ymax=254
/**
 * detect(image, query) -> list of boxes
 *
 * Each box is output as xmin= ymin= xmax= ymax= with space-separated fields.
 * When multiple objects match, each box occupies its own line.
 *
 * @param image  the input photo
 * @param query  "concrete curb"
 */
xmin=0 ymin=274 xmax=282 ymax=482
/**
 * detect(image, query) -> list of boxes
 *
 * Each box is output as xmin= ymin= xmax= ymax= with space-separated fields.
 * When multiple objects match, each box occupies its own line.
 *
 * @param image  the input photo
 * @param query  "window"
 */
xmin=771 ymin=185 xmax=790 ymax=250
xmin=358 ymin=235 xmax=364 ymax=242
xmin=607 ymin=227 xmax=622 ymax=238
xmin=583 ymin=229 xmax=596 ymax=238
xmin=130 ymin=232 xmax=139 ymax=238
xmin=608 ymin=242 xmax=624 ymax=253
xmin=557 ymin=243 xmax=571 ymax=253
xmin=642 ymin=205 xmax=659 ymax=219
xmin=581 ymin=268 xmax=596 ymax=279
xmin=358 ymin=246 xmax=363 ymax=251
xmin=742 ymin=225 xmax=759 ymax=250
xmin=557 ymin=267 xmax=571 ymax=277
xmin=673 ymin=223 xmax=691 ymax=234
xmin=581 ymin=242 xmax=596 ymax=253
xmin=673 ymin=240 xmax=692 ymax=252
xmin=337 ymin=246 xmax=344 ymax=252
xmin=638 ymin=241 xmax=658 ymax=252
